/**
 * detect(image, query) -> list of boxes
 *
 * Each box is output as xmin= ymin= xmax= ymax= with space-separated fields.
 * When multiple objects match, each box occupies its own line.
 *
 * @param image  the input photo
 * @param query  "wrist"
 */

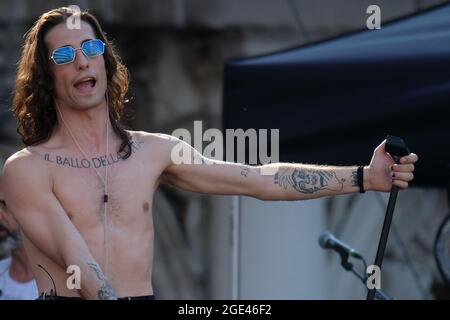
xmin=363 ymin=166 xmax=371 ymax=192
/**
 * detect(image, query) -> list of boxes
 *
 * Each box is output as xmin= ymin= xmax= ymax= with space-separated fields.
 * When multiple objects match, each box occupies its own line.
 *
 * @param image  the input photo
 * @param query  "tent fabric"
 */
xmin=223 ymin=4 xmax=450 ymax=188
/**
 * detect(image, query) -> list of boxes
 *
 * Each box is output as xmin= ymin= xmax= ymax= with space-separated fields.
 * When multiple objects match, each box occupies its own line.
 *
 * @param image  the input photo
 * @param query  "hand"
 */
xmin=365 ymin=140 xmax=418 ymax=192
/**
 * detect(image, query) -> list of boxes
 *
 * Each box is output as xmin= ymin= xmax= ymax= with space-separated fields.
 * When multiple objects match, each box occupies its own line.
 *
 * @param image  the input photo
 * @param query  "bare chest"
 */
xmin=43 ymin=144 xmax=161 ymax=230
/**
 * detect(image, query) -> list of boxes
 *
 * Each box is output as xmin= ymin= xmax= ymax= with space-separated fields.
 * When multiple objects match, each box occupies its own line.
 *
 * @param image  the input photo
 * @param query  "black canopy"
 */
xmin=223 ymin=4 xmax=450 ymax=188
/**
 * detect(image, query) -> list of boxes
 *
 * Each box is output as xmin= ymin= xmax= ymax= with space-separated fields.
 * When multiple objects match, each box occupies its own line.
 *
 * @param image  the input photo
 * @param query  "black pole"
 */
xmin=366 ymin=185 xmax=399 ymax=300
xmin=366 ymin=135 xmax=410 ymax=300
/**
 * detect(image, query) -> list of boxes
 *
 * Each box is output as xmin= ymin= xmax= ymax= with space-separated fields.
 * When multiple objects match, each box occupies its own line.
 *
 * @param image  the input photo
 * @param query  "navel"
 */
xmin=143 ymin=202 xmax=150 ymax=213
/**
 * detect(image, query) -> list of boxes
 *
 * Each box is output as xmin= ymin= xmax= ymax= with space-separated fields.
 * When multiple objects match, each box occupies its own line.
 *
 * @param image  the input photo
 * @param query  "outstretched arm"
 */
xmin=159 ymin=135 xmax=418 ymax=200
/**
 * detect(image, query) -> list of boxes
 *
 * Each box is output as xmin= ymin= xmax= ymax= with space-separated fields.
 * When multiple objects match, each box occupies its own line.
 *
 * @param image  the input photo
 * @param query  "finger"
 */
xmin=392 ymin=179 xmax=408 ymax=189
xmin=392 ymin=172 xmax=414 ymax=182
xmin=392 ymin=164 xmax=414 ymax=173
xmin=400 ymin=153 xmax=418 ymax=164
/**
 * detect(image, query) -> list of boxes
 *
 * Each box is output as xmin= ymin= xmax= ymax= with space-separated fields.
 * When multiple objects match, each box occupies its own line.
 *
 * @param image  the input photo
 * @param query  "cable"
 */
xmin=55 ymin=96 xmax=110 ymax=281
xmin=38 ymin=264 xmax=57 ymax=296
xmin=350 ymin=268 xmax=365 ymax=284
xmin=359 ymin=256 xmax=368 ymax=278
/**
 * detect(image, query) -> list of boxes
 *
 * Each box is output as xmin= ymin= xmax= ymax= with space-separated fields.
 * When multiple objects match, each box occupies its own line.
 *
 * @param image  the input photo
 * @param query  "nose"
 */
xmin=74 ymin=48 xmax=89 ymax=70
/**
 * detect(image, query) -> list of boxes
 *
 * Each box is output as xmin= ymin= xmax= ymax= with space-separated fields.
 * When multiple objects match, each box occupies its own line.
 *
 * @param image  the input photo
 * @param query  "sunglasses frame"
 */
xmin=49 ymin=39 xmax=105 ymax=65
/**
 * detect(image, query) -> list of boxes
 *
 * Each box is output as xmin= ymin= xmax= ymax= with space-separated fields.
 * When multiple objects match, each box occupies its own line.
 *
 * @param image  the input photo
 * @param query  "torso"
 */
xmin=22 ymin=131 xmax=169 ymax=297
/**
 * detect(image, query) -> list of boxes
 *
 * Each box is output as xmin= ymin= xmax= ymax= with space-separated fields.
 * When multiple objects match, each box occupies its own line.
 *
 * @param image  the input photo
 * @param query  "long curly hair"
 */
xmin=13 ymin=7 xmax=133 ymax=159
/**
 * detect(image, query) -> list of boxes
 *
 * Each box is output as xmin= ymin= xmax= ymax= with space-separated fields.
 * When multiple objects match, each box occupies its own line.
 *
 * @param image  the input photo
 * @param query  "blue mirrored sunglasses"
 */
xmin=49 ymin=39 xmax=105 ymax=65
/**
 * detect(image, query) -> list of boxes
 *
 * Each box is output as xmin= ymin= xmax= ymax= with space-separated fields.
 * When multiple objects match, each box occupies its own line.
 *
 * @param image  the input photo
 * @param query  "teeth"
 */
xmin=74 ymin=78 xmax=96 ymax=90
xmin=76 ymin=78 xmax=95 ymax=85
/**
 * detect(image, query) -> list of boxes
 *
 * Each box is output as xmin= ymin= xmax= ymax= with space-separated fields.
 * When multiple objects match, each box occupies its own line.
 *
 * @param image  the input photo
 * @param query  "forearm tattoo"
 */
xmin=274 ymin=168 xmax=345 ymax=193
xmin=241 ymin=168 xmax=250 ymax=177
xmin=87 ymin=262 xmax=117 ymax=300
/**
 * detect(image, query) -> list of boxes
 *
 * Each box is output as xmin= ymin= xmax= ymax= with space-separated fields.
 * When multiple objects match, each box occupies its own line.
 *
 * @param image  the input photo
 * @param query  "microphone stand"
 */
xmin=336 ymin=249 xmax=393 ymax=300
xmin=366 ymin=135 xmax=410 ymax=300
xmin=348 ymin=263 xmax=393 ymax=300
xmin=319 ymin=231 xmax=393 ymax=299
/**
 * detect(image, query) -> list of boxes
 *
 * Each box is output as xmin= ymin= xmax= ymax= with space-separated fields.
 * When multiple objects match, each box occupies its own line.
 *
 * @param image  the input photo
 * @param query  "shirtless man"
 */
xmin=1 ymin=8 xmax=418 ymax=300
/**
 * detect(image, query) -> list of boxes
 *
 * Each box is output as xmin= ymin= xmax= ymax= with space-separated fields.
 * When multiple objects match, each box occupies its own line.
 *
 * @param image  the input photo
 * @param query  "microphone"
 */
xmin=319 ymin=231 xmax=363 ymax=270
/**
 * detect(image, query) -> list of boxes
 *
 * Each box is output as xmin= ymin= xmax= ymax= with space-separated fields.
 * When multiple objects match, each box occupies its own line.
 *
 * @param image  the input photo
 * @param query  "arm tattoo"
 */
xmin=87 ymin=262 xmax=105 ymax=281
xmin=98 ymin=281 xmax=117 ymax=300
xmin=274 ymin=168 xmax=344 ymax=193
xmin=87 ymin=262 xmax=117 ymax=300
xmin=350 ymin=170 xmax=358 ymax=187
xmin=241 ymin=168 xmax=250 ymax=177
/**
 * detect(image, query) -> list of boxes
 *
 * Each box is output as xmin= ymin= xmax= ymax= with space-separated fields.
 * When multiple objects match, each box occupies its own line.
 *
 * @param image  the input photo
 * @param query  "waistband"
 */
xmin=37 ymin=293 xmax=155 ymax=300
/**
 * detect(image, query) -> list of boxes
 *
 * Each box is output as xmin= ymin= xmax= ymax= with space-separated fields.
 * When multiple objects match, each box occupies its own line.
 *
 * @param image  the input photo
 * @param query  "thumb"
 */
xmin=375 ymin=139 xmax=387 ymax=155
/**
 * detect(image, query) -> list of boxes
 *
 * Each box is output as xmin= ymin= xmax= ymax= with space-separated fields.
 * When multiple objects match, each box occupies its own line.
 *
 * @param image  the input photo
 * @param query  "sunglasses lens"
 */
xmin=52 ymin=47 xmax=74 ymax=64
xmin=82 ymin=39 xmax=105 ymax=57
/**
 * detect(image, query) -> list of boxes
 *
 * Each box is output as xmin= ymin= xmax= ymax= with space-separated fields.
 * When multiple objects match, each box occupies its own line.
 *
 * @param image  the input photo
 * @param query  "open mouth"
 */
xmin=0 ymin=224 xmax=10 ymax=238
xmin=74 ymin=77 xmax=97 ymax=93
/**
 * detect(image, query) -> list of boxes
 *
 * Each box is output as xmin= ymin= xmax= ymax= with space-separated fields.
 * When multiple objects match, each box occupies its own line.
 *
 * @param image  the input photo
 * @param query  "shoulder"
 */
xmin=2 ymin=147 xmax=50 ymax=189
xmin=3 ymin=148 xmax=37 ymax=174
xmin=3 ymin=147 xmax=45 ymax=172
xmin=126 ymin=131 xmax=187 ymax=168
xmin=128 ymin=130 xmax=183 ymax=151
xmin=129 ymin=130 xmax=180 ymax=143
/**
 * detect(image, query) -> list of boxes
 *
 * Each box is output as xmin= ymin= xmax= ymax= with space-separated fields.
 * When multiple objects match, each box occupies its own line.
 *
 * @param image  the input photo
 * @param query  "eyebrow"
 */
xmin=81 ymin=38 xmax=94 ymax=45
xmin=54 ymin=38 xmax=95 ymax=50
